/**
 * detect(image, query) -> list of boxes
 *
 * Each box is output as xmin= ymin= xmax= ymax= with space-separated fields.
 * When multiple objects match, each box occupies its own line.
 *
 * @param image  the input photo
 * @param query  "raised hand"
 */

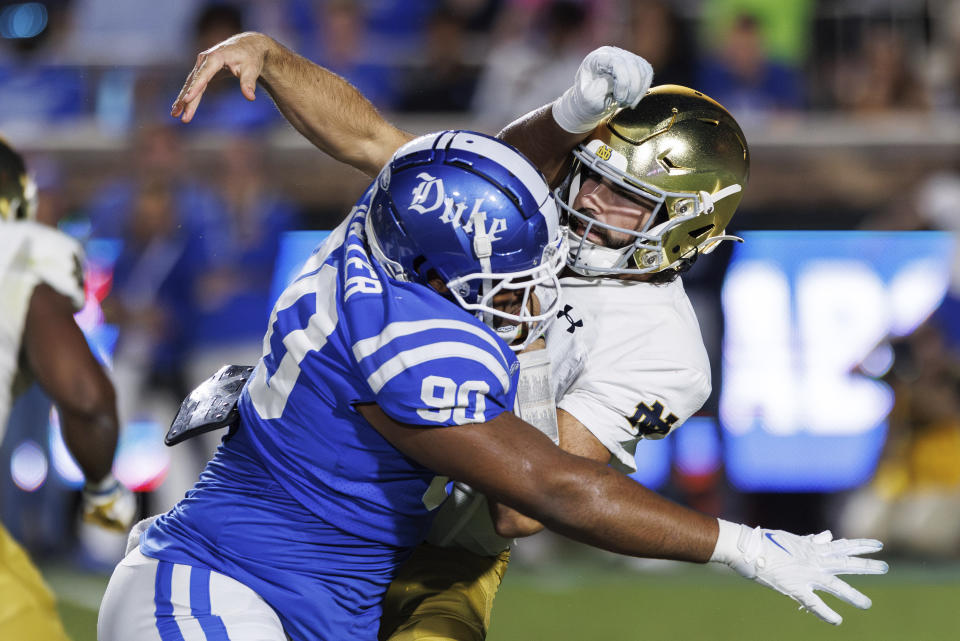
xmin=552 ymin=46 xmax=655 ymax=134
xmin=171 ymin=31 xmax=272 ymax=123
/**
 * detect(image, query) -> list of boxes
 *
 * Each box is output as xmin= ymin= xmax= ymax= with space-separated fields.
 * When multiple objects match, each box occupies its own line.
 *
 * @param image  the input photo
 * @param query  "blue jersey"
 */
xmin=141 ymin=189 xmax=519 ymax=641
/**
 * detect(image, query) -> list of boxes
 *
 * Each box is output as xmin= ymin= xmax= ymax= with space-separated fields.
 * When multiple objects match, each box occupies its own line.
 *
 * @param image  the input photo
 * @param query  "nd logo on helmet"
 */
xmin=595 ymin=144 xmax=613 ymax=161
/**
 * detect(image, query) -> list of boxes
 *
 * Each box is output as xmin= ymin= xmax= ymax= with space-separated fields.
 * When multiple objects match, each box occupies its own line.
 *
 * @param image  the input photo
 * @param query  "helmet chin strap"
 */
xmin=472 ymin=216 xmax=497 ymax=331
xmin=567 ymin=231 xmax=634 ymax=276
xmin=495 ymin=324 xmax=522 ymax=343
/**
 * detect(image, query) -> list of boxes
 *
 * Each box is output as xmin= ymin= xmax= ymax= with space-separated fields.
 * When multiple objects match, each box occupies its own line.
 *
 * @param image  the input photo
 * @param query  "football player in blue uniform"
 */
xmin=99 ymin=130 xmax=571 ymax=640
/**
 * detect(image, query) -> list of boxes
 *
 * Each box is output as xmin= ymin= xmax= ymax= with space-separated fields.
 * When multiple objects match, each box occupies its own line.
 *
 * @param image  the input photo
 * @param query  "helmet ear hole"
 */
xmin=423 ymin=267 xmax=449 ymax=295
xmin=412 ymin=255 xmax=428 ymax=275
xmin=414 ymin=256 xmax=445 ymax=292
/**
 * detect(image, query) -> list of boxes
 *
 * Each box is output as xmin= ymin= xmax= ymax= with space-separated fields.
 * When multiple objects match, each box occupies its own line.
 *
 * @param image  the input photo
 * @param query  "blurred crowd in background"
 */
xmin=1 ymin=0 xmax=958 ymax=569
xmin=5 ymin=0 xmax=960 ymax=124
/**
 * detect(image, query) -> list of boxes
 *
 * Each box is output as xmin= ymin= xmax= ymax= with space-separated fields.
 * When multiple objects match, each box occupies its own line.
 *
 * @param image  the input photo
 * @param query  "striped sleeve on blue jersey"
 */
xmin=351 ymin=319 xmax=517 ymax=427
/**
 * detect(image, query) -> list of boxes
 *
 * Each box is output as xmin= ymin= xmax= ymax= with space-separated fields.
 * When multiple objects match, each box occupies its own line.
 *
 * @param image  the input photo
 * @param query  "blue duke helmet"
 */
xmin=366 ymin=130 xmax=567 ymax=349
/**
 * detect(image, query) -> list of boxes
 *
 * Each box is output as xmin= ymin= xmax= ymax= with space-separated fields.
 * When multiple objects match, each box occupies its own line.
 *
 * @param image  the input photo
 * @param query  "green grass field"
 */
xmin=488 ymin=559 xmax=960 ymax=641
xmin=49 ymin=558 xmax=960 ymax=641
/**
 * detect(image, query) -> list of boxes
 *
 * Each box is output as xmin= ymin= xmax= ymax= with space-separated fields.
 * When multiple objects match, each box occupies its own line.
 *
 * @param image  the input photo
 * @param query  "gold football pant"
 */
xmin=379 ymin=543 xmax=511 ymax=641
xmin=0 ymin=523 xmax=72 ymax=641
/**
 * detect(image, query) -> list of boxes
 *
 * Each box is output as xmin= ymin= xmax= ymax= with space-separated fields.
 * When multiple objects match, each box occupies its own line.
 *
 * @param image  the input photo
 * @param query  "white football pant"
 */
xmin=98 ymin=546 xmax=290 ymax=641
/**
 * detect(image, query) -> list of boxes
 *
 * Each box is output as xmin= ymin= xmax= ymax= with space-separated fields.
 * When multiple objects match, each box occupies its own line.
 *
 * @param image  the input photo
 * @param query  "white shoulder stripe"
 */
xmin=393 ymin=130 xmax=455 ymax=157
xmin=447 ymin=133 xmax=550 ymax=207
xmin=352 ymin=319 xmax=508 ymax=369
xmin=366 ymin=341 xmax=511 ymax=394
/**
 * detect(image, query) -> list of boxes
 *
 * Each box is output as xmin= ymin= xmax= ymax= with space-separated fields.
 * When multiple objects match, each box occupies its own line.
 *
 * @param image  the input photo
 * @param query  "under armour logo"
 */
xmin=556 ymin=304 xmax=583 ymax=333
xmin=627 ymin=401 xmax=678 ymax=438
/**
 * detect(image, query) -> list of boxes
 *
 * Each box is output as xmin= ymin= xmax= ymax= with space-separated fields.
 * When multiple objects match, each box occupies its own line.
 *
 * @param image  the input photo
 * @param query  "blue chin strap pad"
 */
xmin=165 ymin=365 xmax=254 ymax=446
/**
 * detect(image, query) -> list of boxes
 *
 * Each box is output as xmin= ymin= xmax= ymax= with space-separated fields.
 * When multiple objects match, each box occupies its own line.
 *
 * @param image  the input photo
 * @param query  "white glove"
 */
xmin=82 ymin=474 xmax=137 ymax=534
xmin=552 ymin=46 xmax=654 ymax=134
xmin=710 ymin=519 xmax=888 ymax=625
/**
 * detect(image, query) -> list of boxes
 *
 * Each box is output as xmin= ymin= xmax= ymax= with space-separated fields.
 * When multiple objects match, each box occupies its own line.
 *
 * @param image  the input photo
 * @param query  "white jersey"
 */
xmin=548 ymin=275 xmax=711 ymax=472
xmin=428 ymin=274 xmax=711 ymax=555
xmin=0 ymin=221 xmax=85 ymax=433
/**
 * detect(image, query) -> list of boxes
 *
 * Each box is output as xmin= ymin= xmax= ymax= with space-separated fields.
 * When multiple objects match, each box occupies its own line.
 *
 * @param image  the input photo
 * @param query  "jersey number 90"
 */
xmin=417 ymin=375 xmax=489 ymax=425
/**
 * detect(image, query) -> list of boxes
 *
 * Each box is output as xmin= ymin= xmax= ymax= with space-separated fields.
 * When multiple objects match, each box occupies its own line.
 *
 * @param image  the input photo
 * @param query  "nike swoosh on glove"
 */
xmin=82 ymin=475 xmax=137 ymax=534
xmin=710 ymin=518 xmax=889 ymax=625
xmin=552 ymin=46 xmax=654 ymax=134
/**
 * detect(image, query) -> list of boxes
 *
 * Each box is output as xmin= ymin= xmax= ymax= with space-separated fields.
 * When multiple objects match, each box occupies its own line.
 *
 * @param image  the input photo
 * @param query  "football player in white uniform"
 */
xmin=170 ymin=34 xmax=888 ymax=635
xmin=0 ymin=138 xmax=136 ymax=640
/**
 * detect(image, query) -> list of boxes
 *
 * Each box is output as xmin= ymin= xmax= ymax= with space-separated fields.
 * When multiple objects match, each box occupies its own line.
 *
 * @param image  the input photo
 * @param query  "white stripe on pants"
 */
xmin=98 ymin=546 xmax=289 ymax=641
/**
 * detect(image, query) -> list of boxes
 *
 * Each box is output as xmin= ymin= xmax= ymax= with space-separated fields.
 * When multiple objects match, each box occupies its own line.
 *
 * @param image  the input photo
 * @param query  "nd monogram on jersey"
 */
xmin=140 ymin=186 xmax=520 ymax=641
xmin=546 ymin=275 xmax=711 ymax=472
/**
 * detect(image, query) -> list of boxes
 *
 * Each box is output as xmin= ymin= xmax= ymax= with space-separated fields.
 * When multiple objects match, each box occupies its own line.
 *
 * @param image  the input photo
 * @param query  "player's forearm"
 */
xmin=456 ymin=422 xmax=719 ymax=562
xmin=257 ymin=36 xmax=412 ymax=177
xmin=24 ymin=284 xmax=119 ymax=482
xmin=360 ymin=404 xmax=717 ymax=563
xmin=489 ymin=409 xmax=610 ymax=538
xmin=524 ymin=458 xmax=719 ymax=563
xmin=498 ymin=105 xmax=583 ymax=188
xmin=61 ymin=409 xmax=119 ymax=483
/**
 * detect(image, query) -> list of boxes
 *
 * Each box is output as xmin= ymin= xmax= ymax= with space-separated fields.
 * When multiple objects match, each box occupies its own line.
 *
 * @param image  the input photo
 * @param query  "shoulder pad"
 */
xmin=22 ymin=222 xmax=86 ymax=310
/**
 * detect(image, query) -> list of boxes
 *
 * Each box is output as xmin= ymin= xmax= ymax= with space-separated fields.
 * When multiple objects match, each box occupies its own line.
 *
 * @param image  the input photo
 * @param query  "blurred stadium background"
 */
xmin=2 ymin=0 xmax=959 ymax=639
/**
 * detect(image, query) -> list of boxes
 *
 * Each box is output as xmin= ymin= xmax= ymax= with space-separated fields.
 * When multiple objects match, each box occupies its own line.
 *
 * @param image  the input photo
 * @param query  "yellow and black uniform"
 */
xmin=380 ymin=543 xmax=510 ymax=641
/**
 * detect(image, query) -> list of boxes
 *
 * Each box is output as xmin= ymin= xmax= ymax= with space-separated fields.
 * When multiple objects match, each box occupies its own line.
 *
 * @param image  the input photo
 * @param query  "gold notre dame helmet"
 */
xmin=0 ymin=137 xmax=37 ymax=222
xmin=561 ymin=85 xmax=750 ymax=275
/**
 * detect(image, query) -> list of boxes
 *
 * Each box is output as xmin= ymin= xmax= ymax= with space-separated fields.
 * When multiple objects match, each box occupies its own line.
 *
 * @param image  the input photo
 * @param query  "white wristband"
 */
xmin=84 ymin=474 xmax=119 ymax=494
xmin=709 ymin=518 xmax=746 ymax=564
xmin=551 ymin=88 xmax=609 ymax=134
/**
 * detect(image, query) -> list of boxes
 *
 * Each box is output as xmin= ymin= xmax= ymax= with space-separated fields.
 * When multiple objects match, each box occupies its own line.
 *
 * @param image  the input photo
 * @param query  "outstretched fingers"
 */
xmin=824 ymin=554 xmax=889 ymax=576
xmin=794 ymin=589 xmax=843 ymax=626
xmin=827 ymin=537 xmax=884 ymax=557
xmin=173 ymin=45 xmax=251 ymax=123
xmin=172 ymin=53 xmax=220 ymax=122
xmin=171 ymin=57 xmax=202 ymax=118
xmin=815 ymin=576 xmax=872 ymax=610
